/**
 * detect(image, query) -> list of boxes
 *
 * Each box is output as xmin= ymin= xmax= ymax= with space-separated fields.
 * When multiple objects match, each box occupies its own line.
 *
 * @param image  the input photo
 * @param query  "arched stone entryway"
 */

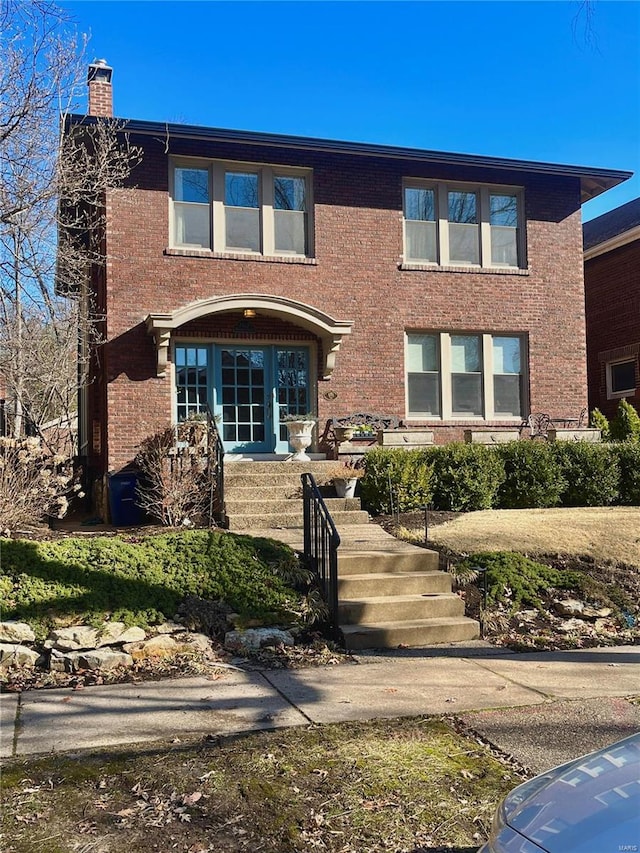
xmin=145 ymin=293 xmax=353 ymax=453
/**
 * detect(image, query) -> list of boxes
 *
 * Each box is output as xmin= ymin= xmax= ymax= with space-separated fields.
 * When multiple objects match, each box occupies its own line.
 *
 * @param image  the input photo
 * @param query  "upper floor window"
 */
xmin=171 ymin=159 xmax=312 ymax=257
xmin=406 ymin=331 xmax=526 ymax=420
xmin=403 ymin=181 xmax=525 ymax=269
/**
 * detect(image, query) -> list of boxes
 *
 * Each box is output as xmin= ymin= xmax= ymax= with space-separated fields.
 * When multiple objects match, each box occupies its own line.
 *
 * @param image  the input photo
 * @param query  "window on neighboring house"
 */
xmin=406 ymin=332 xmax=526 ymax=420
xmin=403 ymin=182 xmax=524 ymax=268
xmin=607 ymin=358 xmax=637 ymax=399
xmin=171 ymin=159 xmax=312 ymax=257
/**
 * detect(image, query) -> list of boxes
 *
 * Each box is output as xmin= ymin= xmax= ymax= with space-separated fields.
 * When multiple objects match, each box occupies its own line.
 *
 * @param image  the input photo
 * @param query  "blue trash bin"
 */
xmin=108 ymin=472 xmax=141 ymax=526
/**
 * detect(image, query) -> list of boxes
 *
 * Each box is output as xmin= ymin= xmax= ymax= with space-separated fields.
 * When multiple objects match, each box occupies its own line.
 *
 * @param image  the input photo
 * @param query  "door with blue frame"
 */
xmin=175 ymin=343 xmax=310 ymax=454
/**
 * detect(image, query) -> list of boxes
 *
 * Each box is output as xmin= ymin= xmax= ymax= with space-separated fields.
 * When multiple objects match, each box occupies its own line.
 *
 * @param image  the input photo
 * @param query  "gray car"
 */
xmin=480 ymin=732 xmax=640 ymax=853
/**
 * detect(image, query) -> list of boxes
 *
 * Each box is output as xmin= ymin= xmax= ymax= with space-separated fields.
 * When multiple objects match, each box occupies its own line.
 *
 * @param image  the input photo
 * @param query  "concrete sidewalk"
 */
xmin=2 ymin=644 xmax=639 ymax=767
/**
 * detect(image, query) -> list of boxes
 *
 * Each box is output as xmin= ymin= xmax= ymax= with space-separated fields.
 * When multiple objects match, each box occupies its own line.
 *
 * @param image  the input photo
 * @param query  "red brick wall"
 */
xmin=97 ymin=133 xmax=587 ymax=471
xmin=584 ymin=239 xmax=640 ymax=419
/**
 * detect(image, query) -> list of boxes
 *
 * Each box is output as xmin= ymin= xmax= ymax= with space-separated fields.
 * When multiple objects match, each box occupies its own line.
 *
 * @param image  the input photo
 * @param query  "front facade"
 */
xmin=71 ymin=64 xmax=630 ymax=508
xmin=583 ymin=198 xmax=640 ymax=419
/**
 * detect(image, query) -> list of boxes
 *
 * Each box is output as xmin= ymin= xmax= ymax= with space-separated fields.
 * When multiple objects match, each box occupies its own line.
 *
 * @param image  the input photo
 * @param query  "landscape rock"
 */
xmin=0 ymin=643 xmax=40 ymax=667
xmin=44 ymin=623 xmax=146 ymax=651
xmin=553 ymin=599 xmax=585 ymax=618
xmin=153 ymin=621 xmax=183 ymax=635
xmin=96 ymin=623 xmax=147 ymax=646
xmin=582 ymin=606 xmax=612 ymax=620
xmin=123 ymin=635 xmax=178 ymax=659
xmin=0 ymin=621 xmax=36 ymax=643
xmin=224 ymin=628 xmax=294 ymax=654
xmin=182 ymin=632 xmax=215 ymax=653
xmin=557 ymin=618 xmax=590 ymax=634
xmin=48 ymin=649 xmax=69 ymax=672
xmin=65 ymin=648 xmax=134 ymax=671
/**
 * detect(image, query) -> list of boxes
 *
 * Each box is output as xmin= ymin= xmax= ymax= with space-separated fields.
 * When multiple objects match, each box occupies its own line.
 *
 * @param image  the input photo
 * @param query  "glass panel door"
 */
xmin=209 ymin=344 xmax=311 ymax=454
xmin=216 ymin=347 xmax=272 ymax=452
xmin=275 ymin=347 xmax=310 ymax=451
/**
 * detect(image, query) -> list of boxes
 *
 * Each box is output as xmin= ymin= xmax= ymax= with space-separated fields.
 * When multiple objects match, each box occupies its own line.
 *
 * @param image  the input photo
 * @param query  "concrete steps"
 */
xmin=336 ymin=546 xmax=479 ymax=651
xmin=341 ymin=617 xmax=480 ymax=650
xmin=223 ymin=459 xmax=367 ymax=531
xmin=338 ymin=570 xmax=452 ymax=598
xmin=227 ymin=509 xmax=370 ymax=530
xmin=223 ymin=459 xmax=479 ymax=650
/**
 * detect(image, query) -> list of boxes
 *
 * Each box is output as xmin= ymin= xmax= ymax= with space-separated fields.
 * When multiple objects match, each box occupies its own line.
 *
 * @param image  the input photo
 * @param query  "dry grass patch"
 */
xmin=429 ymin=507 xmax=640 ymax=567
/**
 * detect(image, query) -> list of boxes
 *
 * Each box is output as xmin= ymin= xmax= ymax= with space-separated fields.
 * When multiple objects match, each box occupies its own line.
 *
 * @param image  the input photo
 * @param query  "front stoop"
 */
xmin=223 ymin=460 xmax=368 ymax=530
xmin=337 ymin=550 xmax=480 ymax=651
xmin=224 ymin=462 xmax=479 ymax=650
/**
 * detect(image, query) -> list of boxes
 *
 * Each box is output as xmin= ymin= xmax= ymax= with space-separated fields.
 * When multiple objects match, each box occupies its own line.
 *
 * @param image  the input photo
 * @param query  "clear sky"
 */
xmin=63 ymin=0 xmax=639 ymax=221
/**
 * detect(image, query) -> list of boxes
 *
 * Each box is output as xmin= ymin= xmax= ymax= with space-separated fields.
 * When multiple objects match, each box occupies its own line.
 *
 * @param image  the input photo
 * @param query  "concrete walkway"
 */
xmin=2 ymin=644 xmax=639 ymax=770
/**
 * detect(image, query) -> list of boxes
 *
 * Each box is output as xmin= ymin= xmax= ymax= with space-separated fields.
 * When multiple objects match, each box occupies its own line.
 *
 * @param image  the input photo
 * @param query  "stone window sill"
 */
xmin=165 ymin=247 xmax=317 ymax=265
xmin=399 ymin=262 xmax=530 ymax=276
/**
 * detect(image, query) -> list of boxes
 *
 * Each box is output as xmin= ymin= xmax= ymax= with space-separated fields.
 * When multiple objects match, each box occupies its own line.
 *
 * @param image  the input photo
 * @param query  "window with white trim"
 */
xmin=606 ymin=358 xmax=637 ymax=399
xmin=171 ymin=159 xmax=312 ymax=257
xmin=406 ymin=332 xmax=526 ymax=419
xmin=403 ymin=182 xmax=525 ymax=268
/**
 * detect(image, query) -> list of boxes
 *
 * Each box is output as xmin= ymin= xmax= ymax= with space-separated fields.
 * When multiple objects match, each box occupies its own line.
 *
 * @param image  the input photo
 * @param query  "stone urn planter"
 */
xmin=284 ymin=419 xmax=316 ymax=461
xmin=333 ymin=425 xmax=355 ymax=444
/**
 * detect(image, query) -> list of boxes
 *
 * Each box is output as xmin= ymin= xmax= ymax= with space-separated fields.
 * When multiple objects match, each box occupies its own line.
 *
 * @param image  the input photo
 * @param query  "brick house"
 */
xmin=68 ymin=62 xmax=631 ymax=512
xmin=583 ymin=198 xmax=640 ymax=420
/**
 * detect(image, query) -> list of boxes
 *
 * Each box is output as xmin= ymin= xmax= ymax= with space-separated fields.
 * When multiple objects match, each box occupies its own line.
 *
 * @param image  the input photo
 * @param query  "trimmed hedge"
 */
xmin=361 ymin=441 xmax=639 ymax=514
xmin=496 ymin=441 xmax=565 ymax=509
xmin=553 ymin=442 xmax=619 ymax=507
xmin=615 ymin=443 xmax=640 ymax=505
xmin=430 ymin=444 xmax=504 ymax=511
xmin=360 ymin=447 xmax=433 ymax=514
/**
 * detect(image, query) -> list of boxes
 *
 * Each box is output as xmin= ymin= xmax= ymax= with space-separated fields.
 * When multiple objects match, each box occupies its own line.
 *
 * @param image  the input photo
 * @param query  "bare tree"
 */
xmin=0 ymin=0 xmax=140 ymax=450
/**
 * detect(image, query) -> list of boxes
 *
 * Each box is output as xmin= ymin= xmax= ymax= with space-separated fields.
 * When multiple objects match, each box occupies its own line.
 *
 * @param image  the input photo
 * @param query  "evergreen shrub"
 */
xmin=615 ymin=443 xmax=640 ymax=505
xmin=589 ymin=408 xmax=610 ymax=441
xmin=360 ymin=448 xmax=433 ymax=514
xmin=431 ymin=444 xmax=504 ymax=511
xmin=0 ymin=530 xmax=303 ymax=639
xmin=553 ymin=442 xmax=620 ymax=506
xmin=496 ymin=441 xmax=565 ymax=508
xmin=610 ymin=399 xmax=640 ymax=443
xmin=458 ymin=551 xmax=584 ymax=612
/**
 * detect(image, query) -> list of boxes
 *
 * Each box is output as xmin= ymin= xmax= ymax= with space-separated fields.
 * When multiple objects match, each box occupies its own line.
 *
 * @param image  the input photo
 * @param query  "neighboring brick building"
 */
xmin=66 ymin=62 xmax=631 ymax=509
xmin=583 ymin=198 xmax=640 ymax=420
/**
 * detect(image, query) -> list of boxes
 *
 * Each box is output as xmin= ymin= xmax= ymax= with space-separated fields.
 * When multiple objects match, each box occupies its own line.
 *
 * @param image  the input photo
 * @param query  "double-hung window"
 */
xmin=607 ymin=358 xmax=637 ymax=399
xmin=403 ymin=181 xmax=524 ymax=269
xmin=171 ymin=159 xmax=312 ymax=257
xmin=406 ymin=332 xmax=526 ymax=420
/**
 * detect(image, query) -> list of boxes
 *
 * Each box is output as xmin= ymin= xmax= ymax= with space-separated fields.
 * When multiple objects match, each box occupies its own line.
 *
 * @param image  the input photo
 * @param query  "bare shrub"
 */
xmin=135 ymin=424 xmax=215 ymax=527
xmin=0 ymin=436 xmax=81 ymax=533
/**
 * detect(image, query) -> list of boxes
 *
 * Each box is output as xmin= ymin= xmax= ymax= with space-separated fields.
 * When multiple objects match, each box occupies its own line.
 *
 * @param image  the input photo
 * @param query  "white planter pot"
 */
xmin=285 ymin=420 xmax=315 ymax=461
xmin=333 ymin=477 xmax=358 ymax=498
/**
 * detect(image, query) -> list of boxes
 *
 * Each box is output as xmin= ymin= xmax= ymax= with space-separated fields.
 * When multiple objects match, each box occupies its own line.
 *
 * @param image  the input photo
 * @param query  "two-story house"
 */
xmin=583 ymin=198 xmax=640 ymax=419
xmin=69 ymin=62 xmax=631 ymax=514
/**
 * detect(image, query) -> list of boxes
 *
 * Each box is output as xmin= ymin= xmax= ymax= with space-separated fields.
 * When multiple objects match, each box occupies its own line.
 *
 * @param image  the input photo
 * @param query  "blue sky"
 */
xmin=64 ymin=1 xmax=639 ymax=221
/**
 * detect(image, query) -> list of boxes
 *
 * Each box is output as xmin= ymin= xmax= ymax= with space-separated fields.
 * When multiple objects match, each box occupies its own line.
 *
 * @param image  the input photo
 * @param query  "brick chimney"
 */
xmin=87 ymin=59 xmax=113 ymax=117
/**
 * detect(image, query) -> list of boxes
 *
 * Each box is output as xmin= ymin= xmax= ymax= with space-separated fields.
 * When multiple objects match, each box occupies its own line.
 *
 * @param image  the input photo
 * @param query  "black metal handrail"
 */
xmin=206 ymin=406 xmax=225 ymax=526
xmin=301 ymin=472 xmax=341 ymax=620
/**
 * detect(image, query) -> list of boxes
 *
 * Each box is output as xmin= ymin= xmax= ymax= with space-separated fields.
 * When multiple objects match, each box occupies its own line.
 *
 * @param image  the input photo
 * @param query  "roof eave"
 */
xmin=65 ymin=114 xmax=633 ymax=203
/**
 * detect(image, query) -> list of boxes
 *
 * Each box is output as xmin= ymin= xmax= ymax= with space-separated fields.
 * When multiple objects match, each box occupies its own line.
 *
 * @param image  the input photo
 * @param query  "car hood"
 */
xmin=504 ymin=734 xmax=640 ymax=853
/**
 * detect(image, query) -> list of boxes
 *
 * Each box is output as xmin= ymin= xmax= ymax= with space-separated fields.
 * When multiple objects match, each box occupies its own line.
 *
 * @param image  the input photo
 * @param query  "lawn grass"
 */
xmin=428 ymin=507 xmax=640 ymax=567
xmin=0 ymin=716 xmax=522 ymax=853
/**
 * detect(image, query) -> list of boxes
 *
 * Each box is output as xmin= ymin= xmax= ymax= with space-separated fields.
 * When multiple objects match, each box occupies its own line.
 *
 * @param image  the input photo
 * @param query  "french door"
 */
xmin=175 ymin=343 xmax=310 ymax=453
